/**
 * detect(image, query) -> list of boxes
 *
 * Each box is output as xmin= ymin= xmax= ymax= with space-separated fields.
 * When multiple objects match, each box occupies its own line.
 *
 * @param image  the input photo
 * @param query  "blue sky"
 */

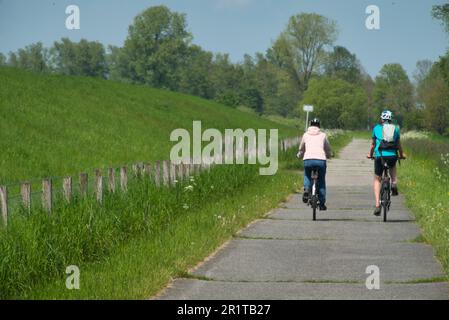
xmin=0 ymin=0 xmax=447 ymax=78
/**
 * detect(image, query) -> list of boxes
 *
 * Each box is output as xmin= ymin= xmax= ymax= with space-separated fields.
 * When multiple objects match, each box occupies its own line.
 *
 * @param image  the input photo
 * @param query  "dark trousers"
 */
xmin=304 ymin=159 xmax=327 ymax=204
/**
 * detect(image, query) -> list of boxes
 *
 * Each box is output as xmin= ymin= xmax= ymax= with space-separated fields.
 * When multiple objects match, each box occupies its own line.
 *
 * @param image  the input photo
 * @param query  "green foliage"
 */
xmin=432 ymin=3 xmax=449 ymax=34
xmin=324 ymin=46 xmax=363 ymax=85
xmin=300 ymin=77 xmax=368 ymax=129
xmin=286 ymin=13 xmax=338 ymax=90
xmin=0 ymin=67 xmax=296 ymax=185
xmin=416 ymin=54 xmax=449 ymax=135
xmin=118 ymin=5 xmax=191 ymax=89
xmin=10 ymin=42 xmax=49 ymax=73
xmin=374 ymin=63 xmax=414 ymax=127
xmin=0 ymin=53 xmax=6 ymax=66
xmin=51 ymin=38 xmax=107 ymax=78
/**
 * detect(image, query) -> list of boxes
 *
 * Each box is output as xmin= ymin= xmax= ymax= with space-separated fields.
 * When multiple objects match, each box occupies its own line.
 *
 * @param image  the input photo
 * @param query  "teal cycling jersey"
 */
xmin=372 ymin=123 xmax=400 ymax=158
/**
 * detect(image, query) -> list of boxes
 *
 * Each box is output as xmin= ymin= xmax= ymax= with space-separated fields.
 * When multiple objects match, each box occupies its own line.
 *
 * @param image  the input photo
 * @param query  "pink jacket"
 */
xmin=298 ymin=126 xmax=332 ymax=161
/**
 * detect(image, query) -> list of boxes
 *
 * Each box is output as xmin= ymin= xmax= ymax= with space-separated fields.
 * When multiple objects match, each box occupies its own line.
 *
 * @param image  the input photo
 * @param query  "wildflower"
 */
xmin=184 ymin=185 xmax=194 ymax=192
xmin=183 ymin=204 xmax=189 ymax=210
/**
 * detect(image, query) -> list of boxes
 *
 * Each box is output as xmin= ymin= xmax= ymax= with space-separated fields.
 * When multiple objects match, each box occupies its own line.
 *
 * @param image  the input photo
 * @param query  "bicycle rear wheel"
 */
xmin=312 ymin=195 xmax=317 ymax=221
xmin=381 ymin=184 xmax=390 ymax=222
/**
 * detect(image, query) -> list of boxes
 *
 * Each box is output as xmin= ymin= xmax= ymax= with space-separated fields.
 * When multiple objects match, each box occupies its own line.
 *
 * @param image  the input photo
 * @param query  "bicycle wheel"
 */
xmin=382 ymin=184 xmax=390 ymax=222
xmin=312 ymin=195 xmax=317 ymax=221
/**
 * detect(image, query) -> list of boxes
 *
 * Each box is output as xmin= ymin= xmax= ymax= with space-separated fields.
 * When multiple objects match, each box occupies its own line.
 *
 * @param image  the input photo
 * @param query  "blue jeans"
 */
xmin=304 ymin=160 xmax=327 ymax=204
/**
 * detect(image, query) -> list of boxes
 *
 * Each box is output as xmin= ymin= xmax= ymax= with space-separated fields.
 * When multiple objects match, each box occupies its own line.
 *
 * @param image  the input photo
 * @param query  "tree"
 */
xmin=209 ymin=53 xmax=243 ymax=107
xmin=324 ymin=46 xmax=362 ymax=84
xmin=418 ymin=54 xmax=449 ymax=134
xmin=374 ymin=63 xmax=414 ymax=126
xmin=8 ymin=52 xmax=18 ymax=67
xmin=300 ymin=77 xmax=368 ymax=129
xmin=12 ymin=42 xmax=49 ymax=73
xmin=413 ymin=60 xmax=433 ymax=85
xmin=120 ymin=5 xmax=191 ymax=89
xmin=178 ymin=45 xmax=214 ymax=99
xmin=52 ymin=38 xmax=107 ymax=78
xmin=253 ymin=53 xmax=300 ymax=117
xmin=432 ymin=3 xmax=449 ymax=34
xmin=276 ymin=13 xmax=338 ymax=91
xmin=0 ymin=53 xmax=6 ymax=66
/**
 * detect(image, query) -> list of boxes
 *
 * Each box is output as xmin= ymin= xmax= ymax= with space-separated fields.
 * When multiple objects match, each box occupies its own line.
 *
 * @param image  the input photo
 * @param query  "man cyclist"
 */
xmin=297 ymin=118 xmax=332 ymax=211
xmin=367 ymin=110 xmax=406 ymax=216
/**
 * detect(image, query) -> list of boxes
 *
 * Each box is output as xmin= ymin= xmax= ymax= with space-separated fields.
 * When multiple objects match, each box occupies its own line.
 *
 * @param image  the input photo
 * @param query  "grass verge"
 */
xmin=24 ymin=169 xmax=299 ymax=299
xmin=399 ymin=136 xmax=449 ymax=279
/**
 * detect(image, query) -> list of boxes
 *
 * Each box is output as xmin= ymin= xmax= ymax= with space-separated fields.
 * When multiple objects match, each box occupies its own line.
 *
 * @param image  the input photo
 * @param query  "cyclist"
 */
xmin=367 ymin=110 xmax=406 ymax=216
xmin=297 ymin=118 xmax=332 ymax=211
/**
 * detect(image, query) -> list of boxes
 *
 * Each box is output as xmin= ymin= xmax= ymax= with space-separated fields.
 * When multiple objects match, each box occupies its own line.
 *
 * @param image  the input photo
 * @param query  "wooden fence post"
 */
xmin=170 ymin=161 xmax=177 ymax=185
xmin=42 ymin=179 xmax=52 ymax=214
xmin=120 ymin=166 xmax=128 ymax=192
xmin=177 ymin=163 xmax=184 ymax=181
xmin=108 ymin=168 xmax=116 ymax=193
xmin=79 ymin=173 xmax=88 ymax=198
xmin=21 ymin=182 xmax=31 ymax=210
xmin=0 ymin=186 xmax=8 ymax=226
xmin=63 ymin=177 xmax=72 ymax=203
xmin=144 ymin=163 xmax=152 ymax=178
xmin=95 ymin=170 xmax=103 ymax=203
xmin=154 ymin=161 xmax=161 ymax=186
xmin=162 ymin=161 xmax=170 ymax=186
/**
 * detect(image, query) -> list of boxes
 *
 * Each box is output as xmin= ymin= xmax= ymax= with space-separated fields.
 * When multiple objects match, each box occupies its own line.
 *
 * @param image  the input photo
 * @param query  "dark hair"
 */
xmin=310 ymin=118 xmax=321 ymax=128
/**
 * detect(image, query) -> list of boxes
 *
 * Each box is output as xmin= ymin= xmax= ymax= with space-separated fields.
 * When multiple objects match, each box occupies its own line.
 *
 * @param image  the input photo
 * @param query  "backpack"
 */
xmin=379 ymin=123 xmax=398 ymax=150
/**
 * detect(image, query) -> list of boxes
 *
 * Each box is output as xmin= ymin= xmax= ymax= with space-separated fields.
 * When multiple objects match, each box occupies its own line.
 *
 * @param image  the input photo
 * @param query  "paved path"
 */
xmin=157 ymin=139 xmax=449 ymax=300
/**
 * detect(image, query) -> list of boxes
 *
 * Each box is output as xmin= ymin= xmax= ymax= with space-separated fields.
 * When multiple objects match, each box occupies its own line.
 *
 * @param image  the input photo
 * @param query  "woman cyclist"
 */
xmin=297 ymin=118 xmax=332 ymax=211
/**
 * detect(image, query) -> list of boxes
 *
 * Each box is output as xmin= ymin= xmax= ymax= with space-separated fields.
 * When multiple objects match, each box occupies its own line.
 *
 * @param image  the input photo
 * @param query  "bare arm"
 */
xmin=397 ymin=140 xmax=406 ymax=159
xmin=367 ymin=142 xmax=375 ymax=158
xmin=297 ymin=136 xmax=305 ymax=159
xmin=324 ymin=137 xmax=332 ymax=159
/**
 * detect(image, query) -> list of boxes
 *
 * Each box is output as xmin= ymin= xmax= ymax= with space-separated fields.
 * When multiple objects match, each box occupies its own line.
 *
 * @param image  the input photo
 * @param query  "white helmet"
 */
xmin=381 ymin=110 xmax=393 ymax=121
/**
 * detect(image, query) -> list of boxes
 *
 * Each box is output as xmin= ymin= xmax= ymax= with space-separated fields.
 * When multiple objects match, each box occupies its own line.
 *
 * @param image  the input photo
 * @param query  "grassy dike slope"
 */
xmin=0 ymin=67 xmax=296 ymax=184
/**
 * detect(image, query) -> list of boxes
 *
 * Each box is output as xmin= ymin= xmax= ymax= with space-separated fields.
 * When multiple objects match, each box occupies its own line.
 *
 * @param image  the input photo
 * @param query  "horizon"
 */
xmin=0 ymin=0 xmax=448 ymax=78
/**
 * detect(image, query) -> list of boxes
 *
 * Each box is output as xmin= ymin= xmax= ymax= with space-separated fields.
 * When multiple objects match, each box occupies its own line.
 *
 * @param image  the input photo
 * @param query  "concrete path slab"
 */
xmin=238 ymin=219 xmax=421 ymax=242
xmin=158 ymin=279 xmax=449 ymax=300
xmin=190 ymin=239 xmax=444 ymax=282
xmin=156 ymin=139 xmax=448 ymax=300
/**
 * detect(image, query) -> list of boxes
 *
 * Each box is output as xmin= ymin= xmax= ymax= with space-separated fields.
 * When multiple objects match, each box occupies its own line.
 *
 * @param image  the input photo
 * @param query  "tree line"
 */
xmin=1 ymin=4 xmax=448 ymax=134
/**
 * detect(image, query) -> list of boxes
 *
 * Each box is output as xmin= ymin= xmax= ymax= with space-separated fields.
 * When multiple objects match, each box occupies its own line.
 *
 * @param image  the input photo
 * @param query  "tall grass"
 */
xmin=0 ymin=164 xmax=261 ymax=299
xmin=400 ymin=137 xmax=449 ymax=278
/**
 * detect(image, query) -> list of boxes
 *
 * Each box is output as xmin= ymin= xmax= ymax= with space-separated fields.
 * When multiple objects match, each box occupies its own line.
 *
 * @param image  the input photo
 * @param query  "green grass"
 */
xmin=0 ymin=66 xmax=297 ymax=185
xmin=399 ymin=135 xmax=449 ymax=279
xmin=24 ymin=168 xmax=300 ymax=299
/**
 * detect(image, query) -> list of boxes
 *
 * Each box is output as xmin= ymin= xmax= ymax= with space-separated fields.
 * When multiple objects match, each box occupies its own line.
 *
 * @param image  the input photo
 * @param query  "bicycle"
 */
xmin=369 ymin=155 xmax=405 ymax=222
xmin=308 ymin=167 xmax=320 ymax=221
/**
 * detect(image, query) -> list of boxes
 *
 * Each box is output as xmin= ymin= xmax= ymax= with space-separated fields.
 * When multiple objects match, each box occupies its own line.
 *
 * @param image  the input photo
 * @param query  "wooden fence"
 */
xmin=0 ymin=137 xmax=300 ymax=227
